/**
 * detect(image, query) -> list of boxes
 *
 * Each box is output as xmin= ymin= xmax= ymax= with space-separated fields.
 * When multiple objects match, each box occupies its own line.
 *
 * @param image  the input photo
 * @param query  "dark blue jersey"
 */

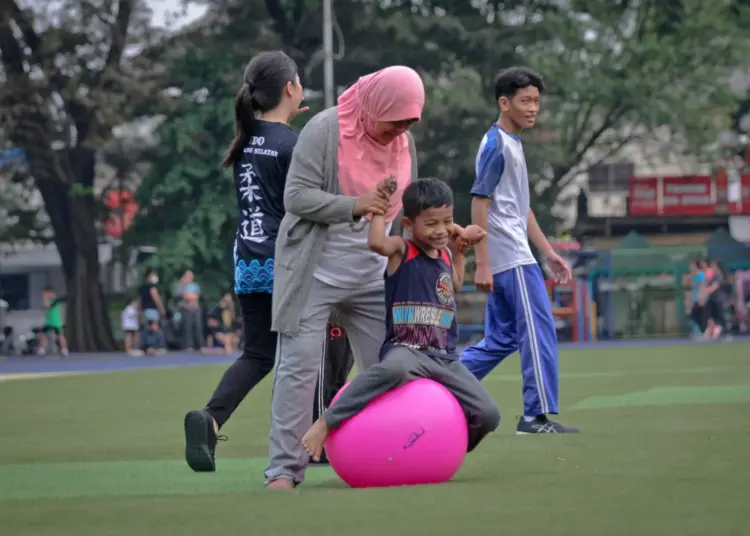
xmin=381 ymin=240 xmax=459 ymax=360
xmin=233 ymin=120 xmax=297 ymax=294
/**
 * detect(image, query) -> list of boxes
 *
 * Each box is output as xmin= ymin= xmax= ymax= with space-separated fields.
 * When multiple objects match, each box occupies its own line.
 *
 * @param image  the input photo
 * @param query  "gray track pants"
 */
xmin=265 ymin=278 xmax=385 ymax=485
xmin=323 ymin=346 xmax=500 ymax=453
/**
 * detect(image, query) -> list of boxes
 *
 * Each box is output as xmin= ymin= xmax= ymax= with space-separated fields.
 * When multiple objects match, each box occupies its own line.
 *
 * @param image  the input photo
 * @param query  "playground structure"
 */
xmin=546 ymin=279 xmax=597 ymax=342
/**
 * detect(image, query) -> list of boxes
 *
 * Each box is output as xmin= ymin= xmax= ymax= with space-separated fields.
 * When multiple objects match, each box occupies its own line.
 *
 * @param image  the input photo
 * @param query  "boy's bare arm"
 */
xmin=449 ymin=248 xmax=465 ymax=292
xmin=368 ymin=213 xmax=405 ymax=259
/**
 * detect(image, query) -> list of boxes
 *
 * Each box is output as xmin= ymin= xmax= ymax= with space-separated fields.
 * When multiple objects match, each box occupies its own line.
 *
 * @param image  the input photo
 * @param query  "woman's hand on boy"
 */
xmin=353 ymin=188 xmax=390 ymax=217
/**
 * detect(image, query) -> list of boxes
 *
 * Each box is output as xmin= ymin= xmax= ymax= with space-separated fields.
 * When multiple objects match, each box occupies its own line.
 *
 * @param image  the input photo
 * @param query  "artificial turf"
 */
xmin=1 ymin=342 xmax=748 ymax=535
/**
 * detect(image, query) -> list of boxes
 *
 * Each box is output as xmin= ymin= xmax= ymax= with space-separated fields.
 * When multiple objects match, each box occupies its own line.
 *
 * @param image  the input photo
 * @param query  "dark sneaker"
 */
xmin=516 ymin=415 xmax=580 ymax=434
xmin=184 ymin=409 xmax=227 ymax=472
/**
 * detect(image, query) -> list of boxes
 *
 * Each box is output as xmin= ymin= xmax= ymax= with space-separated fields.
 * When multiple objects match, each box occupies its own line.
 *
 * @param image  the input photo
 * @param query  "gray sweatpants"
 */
xmin=324 ymin=346 xmax=500 ymax=452
xmin=180 ymin=306 xmax=203 ymax=350
xmin=265 ymin=278 xmax=386 ymax=485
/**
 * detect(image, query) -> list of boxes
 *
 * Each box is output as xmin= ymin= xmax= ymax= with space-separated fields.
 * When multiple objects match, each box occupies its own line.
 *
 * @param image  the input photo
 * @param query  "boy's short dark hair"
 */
xmin=494 ymin=67 xmax=545 ymax=101
xmin=402 ymin=178 xmax=454 ymax=220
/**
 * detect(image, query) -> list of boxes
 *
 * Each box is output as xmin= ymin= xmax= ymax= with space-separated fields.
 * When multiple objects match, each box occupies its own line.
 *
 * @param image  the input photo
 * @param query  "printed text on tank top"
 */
xmin=381 ymin=240 xmax=459 ymax=360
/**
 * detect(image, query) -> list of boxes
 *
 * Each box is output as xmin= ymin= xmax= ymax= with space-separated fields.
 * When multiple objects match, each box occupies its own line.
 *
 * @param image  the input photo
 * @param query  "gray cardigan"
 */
xmin=271 ymin=107 xmax=418 ymax=334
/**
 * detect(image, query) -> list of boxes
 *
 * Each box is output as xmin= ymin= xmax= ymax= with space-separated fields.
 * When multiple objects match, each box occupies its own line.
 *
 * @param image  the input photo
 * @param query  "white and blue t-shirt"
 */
xmin=470 ymin=124 xmax=536 ymax=275
xmin=233 ymin=120 xmax=297 ymax=294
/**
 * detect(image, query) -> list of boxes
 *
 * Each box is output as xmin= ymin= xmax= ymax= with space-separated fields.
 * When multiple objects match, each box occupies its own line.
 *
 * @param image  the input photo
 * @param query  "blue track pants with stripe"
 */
xmin=460 ymin=264 xmax=559 ymax=416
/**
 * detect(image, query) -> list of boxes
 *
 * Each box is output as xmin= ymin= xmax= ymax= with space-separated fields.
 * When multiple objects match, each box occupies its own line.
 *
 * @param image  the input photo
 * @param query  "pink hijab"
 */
xmin=337 ymin=66 xmax=425 ymax=221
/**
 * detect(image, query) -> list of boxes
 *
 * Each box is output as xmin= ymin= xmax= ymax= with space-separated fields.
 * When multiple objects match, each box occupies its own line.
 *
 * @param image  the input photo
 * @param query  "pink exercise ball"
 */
xmin=324 ymin=378 xmax=468 ymax=488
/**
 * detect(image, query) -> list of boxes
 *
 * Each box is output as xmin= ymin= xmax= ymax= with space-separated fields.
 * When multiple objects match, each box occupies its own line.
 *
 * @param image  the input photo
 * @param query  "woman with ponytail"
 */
xmin=182 ymin=50 xmax=308 ymax=472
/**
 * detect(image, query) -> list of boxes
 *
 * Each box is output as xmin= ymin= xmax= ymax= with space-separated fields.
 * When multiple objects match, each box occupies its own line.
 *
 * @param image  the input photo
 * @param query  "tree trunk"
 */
xmin=35 ymin=148 xmax=117 ymax=352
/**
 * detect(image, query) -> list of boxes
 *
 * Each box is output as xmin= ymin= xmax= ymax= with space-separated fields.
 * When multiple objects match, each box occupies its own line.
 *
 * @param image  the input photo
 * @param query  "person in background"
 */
xmin=178 ymin=271 xmax=203 ymax=351
xmin=132 ymin=317 xmax=166 ymax=356
xmin=687 ymin=258 xmax=708 ymax=334
xmin=738 ymin=272 xmax=750 ymax=334
xmin=38 ymin=286 xmax=68 ymax=357
xmin=0 ymin=298 xmax=17 ymax=356
xmin=139 ymin=270 xmax=165 ymax=323
xmin=203 ymin=300 xmax=233 ymax=355
xmin=683 ymin=259 xmax=706 ymax=332
xmin=121 ymin=297 xmax=140 ymax=354
xmin=219 ymin=293 xmax=237 ymax=350
xmin=174 ymin=270 xmax=198 ymax=300
xmin=702 ymin=259 xmax=727 ymax=339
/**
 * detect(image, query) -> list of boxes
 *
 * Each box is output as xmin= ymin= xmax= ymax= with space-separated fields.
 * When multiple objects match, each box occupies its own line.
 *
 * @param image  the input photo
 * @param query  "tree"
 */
xmin=126 ymin=45 xmax=242 ymax=303
xmin=0 ymin=154 xmax=49 ymax=244
xmin=126 ymin=1 xmax=292 ymax=302
xmin=134 ymin=0 xmax=554 ymax=265
xmin=519 ymin=0 xmax=750 ymax=229
xmin=729 ymin=0 xmax=750 ymax=153
xmin=0 ymin=0 xmax=162 ymax=351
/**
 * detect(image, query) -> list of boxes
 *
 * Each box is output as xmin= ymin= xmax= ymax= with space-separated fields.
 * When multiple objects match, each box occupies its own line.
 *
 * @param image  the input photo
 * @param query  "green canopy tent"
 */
xmin=590 ymin=231 xmax=672 ymax=278
xmin=705 ymin=227 xmax=750 ymax=270
xmin=587 ymin=232 xmax=706 ymax=337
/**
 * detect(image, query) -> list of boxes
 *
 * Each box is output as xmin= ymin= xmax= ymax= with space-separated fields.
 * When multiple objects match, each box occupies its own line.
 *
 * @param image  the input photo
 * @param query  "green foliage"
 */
xmin=0 ymin=166 xmax=49 ymax=243
xmin=500 ymin=0 xmax=750 ymax=234
xmin=0 ymin=0 xmax=176 ymax=350
xmin=133 ymin=0 xmax=750 ymax=291
xmin=523 ymin=0 xmax=748 ymax=196
xmin=126 ymin=52 xmax=238 ymax=303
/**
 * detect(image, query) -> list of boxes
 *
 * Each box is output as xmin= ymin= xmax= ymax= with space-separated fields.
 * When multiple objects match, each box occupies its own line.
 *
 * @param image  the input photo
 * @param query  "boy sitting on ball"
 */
xmin=302 ymin=178 xmax=501 ymax=461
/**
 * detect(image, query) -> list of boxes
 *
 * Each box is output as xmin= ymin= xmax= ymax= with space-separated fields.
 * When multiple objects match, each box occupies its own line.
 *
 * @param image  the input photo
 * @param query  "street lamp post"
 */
xmin=323 ymin=0 xmax=334 ymax=109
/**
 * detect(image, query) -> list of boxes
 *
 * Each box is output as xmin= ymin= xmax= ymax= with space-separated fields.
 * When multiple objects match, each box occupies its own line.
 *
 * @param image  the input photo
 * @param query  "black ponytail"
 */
xmin=220 ymin=51 xmax=299 ymax=169
xmin=221 ymin=84 xmax=256 ymax=169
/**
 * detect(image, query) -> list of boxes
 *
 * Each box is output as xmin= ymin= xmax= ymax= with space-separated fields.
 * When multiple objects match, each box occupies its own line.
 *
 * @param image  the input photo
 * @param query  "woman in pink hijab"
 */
xmin=265 ymin=66 xmax=425 ymax=489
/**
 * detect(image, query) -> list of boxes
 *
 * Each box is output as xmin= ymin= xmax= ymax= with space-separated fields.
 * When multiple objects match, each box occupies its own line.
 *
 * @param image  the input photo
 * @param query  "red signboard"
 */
xmin=628 ymin=176 xmax=660 ymax=215
xmin=628 ymin=174 xmax=750 ymax=216
xmin=662 ymin=175 xmax=715 ymax=215
xmin=629 ymin=175 xmax=714 ymax=216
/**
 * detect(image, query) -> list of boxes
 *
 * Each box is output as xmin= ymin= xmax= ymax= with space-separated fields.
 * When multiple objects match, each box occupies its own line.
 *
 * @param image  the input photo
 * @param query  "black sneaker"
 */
xmin=516 ymin=415 xmax=580 ymax=434
xmin=184 ymin=408 xmax=227 ymax=472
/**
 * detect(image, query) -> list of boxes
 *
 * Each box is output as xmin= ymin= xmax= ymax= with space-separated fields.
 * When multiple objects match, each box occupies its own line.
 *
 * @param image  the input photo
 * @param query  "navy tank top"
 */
xmin=380 ymin=240 xmax=459 ymax=361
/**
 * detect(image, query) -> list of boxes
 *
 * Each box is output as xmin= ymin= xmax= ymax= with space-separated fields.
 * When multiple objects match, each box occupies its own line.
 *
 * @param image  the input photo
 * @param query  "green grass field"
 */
xmin=2 ymin=343 xmax=750 ymax=536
